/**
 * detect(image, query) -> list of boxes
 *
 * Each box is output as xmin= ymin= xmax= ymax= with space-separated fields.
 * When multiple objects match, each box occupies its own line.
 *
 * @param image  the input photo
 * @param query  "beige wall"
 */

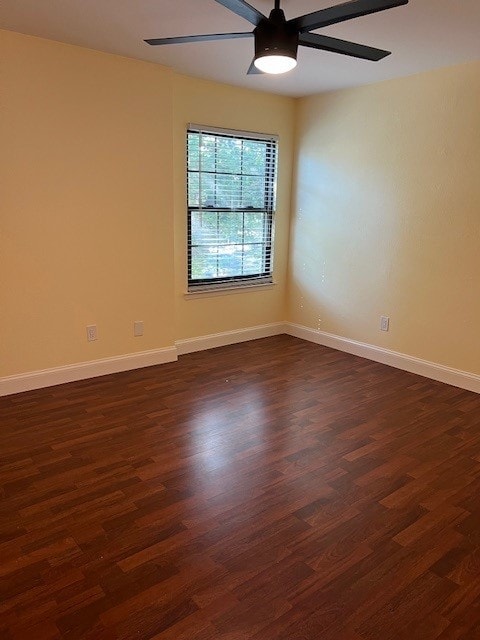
xmin=1 ymin=30 xmax=176 ymax=376
xmin=0 ymin=30 xmax=294 ymax=377
xmin=289 ymin=62 xmax=480 ymax=374
xmin=172 ymin=74 xmax=295 ymax=340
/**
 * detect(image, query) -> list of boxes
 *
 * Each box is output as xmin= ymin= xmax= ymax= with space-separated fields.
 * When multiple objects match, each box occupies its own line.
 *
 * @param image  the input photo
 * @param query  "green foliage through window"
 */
xmin=187 ymin=128 xmax=277 ymax=288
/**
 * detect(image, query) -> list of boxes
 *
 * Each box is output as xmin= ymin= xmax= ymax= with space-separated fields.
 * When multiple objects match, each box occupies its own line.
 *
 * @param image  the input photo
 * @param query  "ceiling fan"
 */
xmin=145 ymin=0 xmax=409 ymax=75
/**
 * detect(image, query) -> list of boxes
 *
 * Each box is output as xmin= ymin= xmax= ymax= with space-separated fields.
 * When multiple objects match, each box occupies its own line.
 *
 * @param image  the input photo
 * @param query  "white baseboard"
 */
xmin=285 ymin=322 xmax=480 ymax=394
xmin=175 ymin=322 xmax=287 ymax=355
xmin=0 ymin=323 xmax=286 ymax=396
xmin=3 ymin=321 xmax=478 ymax=397
xmin=0 ymin=346 xmax=178 ymax=397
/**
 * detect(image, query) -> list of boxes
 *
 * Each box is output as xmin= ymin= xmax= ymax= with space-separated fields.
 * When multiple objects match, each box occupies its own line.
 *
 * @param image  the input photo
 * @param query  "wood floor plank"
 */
xmin=1 ymin=335 xmax=480 ymax=638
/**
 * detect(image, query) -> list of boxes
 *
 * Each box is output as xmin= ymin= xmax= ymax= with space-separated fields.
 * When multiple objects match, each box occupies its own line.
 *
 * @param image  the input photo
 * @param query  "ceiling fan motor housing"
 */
xmin=254 ymin=8 xmax=299 ymax=62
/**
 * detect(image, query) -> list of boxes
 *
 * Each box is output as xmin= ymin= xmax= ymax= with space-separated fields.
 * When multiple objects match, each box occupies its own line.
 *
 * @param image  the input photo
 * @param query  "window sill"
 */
xmin=184 ymin=282 xmax=277 ymax=300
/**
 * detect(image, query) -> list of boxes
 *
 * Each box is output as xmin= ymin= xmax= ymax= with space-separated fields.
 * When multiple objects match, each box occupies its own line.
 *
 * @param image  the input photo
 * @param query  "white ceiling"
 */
xmin=1 ymin=0 xmax=479 ymax=97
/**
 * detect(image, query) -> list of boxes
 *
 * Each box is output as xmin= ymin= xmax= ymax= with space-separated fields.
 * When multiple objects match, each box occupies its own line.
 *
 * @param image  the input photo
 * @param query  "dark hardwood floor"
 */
xmin=2 ymin=335 xmax=480 ymax=639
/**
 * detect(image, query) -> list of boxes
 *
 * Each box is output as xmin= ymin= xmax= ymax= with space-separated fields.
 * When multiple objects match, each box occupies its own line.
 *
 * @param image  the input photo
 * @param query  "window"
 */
xmin=187 ymin=124 xmax=277 ymax=291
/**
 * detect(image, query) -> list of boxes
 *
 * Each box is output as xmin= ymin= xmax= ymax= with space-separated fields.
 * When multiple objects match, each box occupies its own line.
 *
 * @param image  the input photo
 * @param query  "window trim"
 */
xmin=188 ymin=123 xmax=278 ymax=144
xmin=184 ymin=281 xmax=277 ymax=300
xmin=186 ymin=125 xmax=278 ymax=293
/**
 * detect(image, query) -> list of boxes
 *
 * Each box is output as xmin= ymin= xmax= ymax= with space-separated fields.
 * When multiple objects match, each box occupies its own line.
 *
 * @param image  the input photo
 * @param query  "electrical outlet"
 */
xmin=86 ymin=325 xmax=98 ymax=341
xmin=134 ymin=321 xmax=144 ymax=337
xmin=380 ymin=316 xmax=390 ymax=332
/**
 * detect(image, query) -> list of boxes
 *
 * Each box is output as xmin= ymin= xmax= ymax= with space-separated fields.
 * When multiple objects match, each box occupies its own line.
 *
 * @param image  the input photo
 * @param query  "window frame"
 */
xmin=186 ymin=124 xmax=278 ymax=293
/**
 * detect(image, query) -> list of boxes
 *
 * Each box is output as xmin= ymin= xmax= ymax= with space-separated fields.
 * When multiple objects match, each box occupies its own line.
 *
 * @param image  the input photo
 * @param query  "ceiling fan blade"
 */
xmin=247 ymin=59 xmax=265 ymax=75
xmin=290 ymin=0 xmax=408 ymax=33
xmin=145 ymin=32 xmax=253 ymax=46
xmin=299 ymin=32 xmax=390 ymax=61
xmin=214 ymin=0 xmax=266 ymax=26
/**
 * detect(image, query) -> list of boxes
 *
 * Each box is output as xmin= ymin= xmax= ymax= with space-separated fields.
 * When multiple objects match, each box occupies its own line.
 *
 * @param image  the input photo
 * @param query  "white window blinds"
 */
xmin=187 ymin=125 xmax=278 ymax=291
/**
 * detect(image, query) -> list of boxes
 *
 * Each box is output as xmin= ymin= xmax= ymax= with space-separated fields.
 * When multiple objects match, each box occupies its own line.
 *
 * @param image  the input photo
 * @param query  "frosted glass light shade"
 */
xmin=254 ymin=55 xmax=297 ymax=74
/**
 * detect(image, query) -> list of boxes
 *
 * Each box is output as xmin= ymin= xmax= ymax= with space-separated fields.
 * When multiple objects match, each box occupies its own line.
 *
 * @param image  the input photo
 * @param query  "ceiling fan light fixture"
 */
xmin=144 ymin=0 xmax=408 ymax=75
xmin=253 ymin=9 xmax=298 ymax=75
xmin=254 ymin=53 xmax=297 ymax=74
